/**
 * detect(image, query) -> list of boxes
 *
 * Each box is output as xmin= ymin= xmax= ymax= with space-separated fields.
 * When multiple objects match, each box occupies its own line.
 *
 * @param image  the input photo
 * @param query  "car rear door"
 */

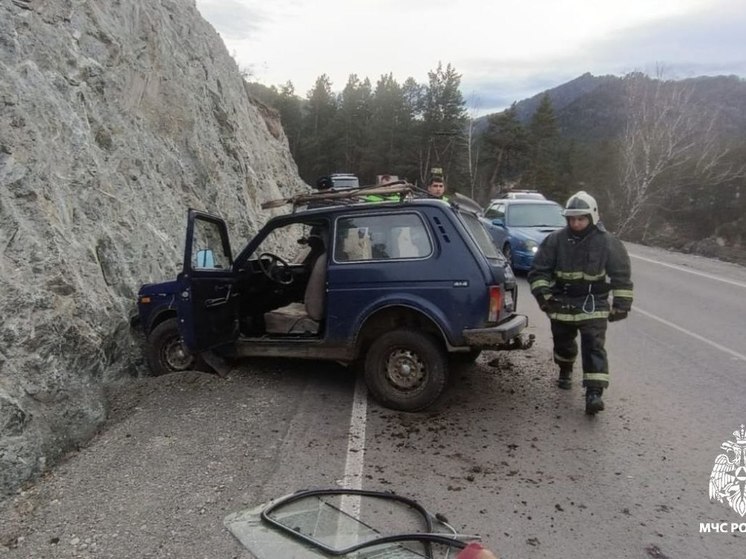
xmin=176 ymin=209 xmax=240 ymax=351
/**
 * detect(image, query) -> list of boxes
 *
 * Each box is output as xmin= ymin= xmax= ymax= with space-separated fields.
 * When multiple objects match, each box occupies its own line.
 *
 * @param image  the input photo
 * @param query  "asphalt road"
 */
xmin=1 ymin=242 xmax=745 ymax=558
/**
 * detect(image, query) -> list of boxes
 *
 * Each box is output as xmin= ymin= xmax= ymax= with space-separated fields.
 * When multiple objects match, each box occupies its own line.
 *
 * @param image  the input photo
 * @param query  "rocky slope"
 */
xmin=0 ymin=0 xmax=305 ymax=497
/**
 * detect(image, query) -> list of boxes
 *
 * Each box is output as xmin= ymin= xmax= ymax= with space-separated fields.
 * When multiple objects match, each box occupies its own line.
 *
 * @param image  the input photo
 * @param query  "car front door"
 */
xmin=177 ymin=209 xmax=239 ymax=351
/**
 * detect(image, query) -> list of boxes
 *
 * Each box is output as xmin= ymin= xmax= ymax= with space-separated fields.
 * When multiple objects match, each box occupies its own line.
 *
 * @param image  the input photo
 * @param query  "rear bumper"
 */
xmin=462 ymin=314 xmax=531 ymax=349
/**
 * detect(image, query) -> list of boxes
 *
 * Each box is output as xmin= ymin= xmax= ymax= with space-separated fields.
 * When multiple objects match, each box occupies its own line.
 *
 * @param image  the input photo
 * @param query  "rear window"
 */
xmin=460 ymin=212 xmax=501 ymax=260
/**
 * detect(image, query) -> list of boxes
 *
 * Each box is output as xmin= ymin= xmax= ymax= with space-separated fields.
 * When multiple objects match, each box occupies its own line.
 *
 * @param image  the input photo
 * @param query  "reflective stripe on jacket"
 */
xmin=527 ymin=225 xmax=633 ymax=322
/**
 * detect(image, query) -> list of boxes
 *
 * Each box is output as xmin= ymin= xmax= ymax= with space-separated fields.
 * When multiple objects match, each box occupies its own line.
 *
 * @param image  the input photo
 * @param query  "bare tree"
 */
xmin=611 ymin=71 xmax=745 ymax=237
xmin=462 ymin=94 xmax=481 ymax=199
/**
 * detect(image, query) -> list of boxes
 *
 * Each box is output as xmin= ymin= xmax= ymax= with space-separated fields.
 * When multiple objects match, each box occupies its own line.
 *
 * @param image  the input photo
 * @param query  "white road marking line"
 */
xmin=629 ymin=253 xmax=746 ymax=288
xmin=635 ymin=307 xmax=746 ymax=362
xmin=340 ymin=377 xmax=368 ymax=518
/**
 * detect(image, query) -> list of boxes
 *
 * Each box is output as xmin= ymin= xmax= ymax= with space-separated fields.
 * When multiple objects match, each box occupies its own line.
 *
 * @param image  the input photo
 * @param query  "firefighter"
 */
xmin=527 ymin=191 xmax=633 ymax=415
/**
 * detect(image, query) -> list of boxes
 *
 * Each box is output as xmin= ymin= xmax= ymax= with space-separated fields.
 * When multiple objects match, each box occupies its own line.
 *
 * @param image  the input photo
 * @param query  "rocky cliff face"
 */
xmin=0 ymin=0 xmax=305 ymax=497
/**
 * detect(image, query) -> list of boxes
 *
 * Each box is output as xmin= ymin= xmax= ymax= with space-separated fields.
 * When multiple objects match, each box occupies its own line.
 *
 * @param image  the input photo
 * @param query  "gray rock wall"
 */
xmin=0 ymin=0 xmax=305 ymax=497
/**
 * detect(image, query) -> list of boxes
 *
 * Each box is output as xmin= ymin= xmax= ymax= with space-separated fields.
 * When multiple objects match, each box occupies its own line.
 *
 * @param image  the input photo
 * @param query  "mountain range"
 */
xmin=485 ymin=72 xmax=746 ymax=142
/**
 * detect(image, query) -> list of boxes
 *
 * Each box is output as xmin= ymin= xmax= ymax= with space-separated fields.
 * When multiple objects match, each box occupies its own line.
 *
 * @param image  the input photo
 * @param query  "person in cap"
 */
xmin=527 ymin=191 xmax=633 ymax=415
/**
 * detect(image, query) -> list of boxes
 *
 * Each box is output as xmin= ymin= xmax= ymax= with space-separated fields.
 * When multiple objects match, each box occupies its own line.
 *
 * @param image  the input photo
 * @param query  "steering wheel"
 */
xmin=258 ymin=252 xmax=294 ymax=285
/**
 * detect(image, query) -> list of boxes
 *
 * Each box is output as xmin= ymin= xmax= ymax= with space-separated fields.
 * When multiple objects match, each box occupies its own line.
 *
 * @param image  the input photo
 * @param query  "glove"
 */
xmin=456 ymin=543 xmax=499 ymax=559
xmin=608 ymin=308 xmax=628 ymax=322
xmin=539 ymin=296 xmax=563 ymax=314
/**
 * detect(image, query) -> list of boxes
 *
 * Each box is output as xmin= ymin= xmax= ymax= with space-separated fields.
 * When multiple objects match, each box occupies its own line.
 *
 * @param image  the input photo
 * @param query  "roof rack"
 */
xmin=261 ymin=180 xmax=415 ymax=210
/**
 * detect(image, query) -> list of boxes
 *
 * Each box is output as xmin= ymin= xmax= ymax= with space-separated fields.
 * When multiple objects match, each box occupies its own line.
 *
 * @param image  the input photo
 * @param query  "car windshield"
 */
xmin=507 ymin=203 xmax=565 ymax=227
xmin=460 ymin=212 xmax=502 ymax=260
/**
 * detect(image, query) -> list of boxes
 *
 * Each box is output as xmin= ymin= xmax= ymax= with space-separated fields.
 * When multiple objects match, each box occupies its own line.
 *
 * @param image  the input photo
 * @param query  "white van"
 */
xmin=330 ymin=173 xmax=359 ymax=189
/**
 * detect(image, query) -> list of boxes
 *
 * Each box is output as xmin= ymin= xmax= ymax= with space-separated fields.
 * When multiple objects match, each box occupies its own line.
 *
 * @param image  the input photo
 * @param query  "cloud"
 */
xmin=458 ymin=0 xmax=746 ymax=114
xmin=586 ymin=0 xmax=746 ymax=77
xmin=195 ymin=0 xmax=268 ymax=40
xmin=196 ymin=0 xmax=746 ymax=117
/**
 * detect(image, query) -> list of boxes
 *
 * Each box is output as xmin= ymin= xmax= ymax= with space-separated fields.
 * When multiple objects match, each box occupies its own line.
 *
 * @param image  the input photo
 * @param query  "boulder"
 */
xmin=0 ymin=0 xmax=305 ymax=496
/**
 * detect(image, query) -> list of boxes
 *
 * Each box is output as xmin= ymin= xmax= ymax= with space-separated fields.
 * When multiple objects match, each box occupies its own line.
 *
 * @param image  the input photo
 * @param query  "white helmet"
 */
xmin=563 ymin=191 xmax=599 ymax=225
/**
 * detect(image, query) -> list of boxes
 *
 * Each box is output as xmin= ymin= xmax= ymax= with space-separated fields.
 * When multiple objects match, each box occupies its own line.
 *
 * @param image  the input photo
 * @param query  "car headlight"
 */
xmin=522 ymin=239 xmax=539 ymax=253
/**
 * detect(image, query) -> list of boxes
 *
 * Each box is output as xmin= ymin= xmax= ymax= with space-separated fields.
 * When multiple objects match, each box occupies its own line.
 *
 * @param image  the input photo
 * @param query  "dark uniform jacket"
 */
xmin=528 ymin=224 xmax=633 ymax=322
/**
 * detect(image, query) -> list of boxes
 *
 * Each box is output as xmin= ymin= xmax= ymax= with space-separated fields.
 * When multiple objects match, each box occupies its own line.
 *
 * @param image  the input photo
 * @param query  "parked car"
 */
xmin=481 ymin=198 xmax=565 ymax=272
xmin=329 ymin=173 xmax=360 ymax=189
xmin=498 ymin=189 xmax=546 ymax=200
xmin=135 ymin=186 xmax=532 ymax=412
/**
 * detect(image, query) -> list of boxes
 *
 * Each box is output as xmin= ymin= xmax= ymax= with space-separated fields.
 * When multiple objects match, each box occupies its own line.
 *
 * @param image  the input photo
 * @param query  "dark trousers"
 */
xmin=550 ymin=318 xmax=609 ymax=388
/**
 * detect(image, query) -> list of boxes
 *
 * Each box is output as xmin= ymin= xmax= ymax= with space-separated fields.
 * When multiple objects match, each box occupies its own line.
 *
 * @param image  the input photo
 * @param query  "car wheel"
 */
xmin=364 ymin=330 xmax=448 ymax=412
xmin=503 ymin=244 xmax=513 ymax=267
xmin=146 ymin=318 xmax=196 ymax=376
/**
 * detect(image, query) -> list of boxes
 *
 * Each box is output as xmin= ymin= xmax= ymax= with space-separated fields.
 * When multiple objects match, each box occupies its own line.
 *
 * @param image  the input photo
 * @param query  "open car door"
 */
xmin=177 ymin=209 xmax=239 ymax=352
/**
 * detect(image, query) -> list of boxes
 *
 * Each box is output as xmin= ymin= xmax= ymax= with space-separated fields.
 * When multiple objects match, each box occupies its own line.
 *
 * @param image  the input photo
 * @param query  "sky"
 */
xmin=195 ymin=0 xmax=746 ymax=116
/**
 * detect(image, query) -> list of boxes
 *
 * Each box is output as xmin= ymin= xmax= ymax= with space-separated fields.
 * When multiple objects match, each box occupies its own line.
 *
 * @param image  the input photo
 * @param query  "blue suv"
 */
xmin=135 ymin=185 xmax=532 ymax=411
xmin=481 ymin=198 xmax=565 ymax=272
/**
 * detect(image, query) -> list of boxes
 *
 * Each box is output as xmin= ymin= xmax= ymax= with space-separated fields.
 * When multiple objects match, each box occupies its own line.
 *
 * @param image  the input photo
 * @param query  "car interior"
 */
xmin=233 ymin=213 xmax=433 ymax=339
xmin=262 ymin=232 xmax=328 ymax=335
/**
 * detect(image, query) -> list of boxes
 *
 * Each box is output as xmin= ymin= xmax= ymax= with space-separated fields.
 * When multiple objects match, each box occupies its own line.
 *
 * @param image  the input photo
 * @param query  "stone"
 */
xmin=0 ymin=0 xmax=306 ymax=497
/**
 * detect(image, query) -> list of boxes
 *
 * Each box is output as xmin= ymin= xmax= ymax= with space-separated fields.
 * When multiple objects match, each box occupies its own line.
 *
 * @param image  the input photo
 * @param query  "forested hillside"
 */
xmin=249 ymin=62 xmax=472 ymax=192
xmin=250 ymin=69 xmax=746 ymax=263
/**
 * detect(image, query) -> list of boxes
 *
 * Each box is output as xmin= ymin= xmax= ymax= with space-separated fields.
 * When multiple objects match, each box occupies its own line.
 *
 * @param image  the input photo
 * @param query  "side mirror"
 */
xmin=491 ymin=218 xmax=505 ymax=227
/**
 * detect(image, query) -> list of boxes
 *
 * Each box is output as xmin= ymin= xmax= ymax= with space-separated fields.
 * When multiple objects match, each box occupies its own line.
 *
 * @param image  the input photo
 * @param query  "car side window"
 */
xmin=192 ymin=219 xmax=230 ymax=270
xmin=334 ymin=214 xmax=432 ymax=262
xmin=484 ymin=203 xmax=505 ymax=220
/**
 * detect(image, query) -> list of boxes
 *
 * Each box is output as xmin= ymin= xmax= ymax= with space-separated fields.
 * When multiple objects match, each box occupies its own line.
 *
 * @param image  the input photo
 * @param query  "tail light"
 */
xmin=488 ymin=286 xmax=502 ymax=322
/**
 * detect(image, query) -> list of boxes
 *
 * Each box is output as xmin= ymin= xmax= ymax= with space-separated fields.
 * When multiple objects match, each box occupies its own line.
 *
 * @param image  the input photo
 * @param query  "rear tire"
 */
xmin=364 ymin=330 xmax=447 ymax=412
xmin=146 ymin=318 xmax=197 ymax=376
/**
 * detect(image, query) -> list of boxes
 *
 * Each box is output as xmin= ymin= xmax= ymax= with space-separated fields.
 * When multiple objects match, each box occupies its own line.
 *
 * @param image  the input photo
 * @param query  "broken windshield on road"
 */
xmin=226 ymin=489 xmax=477 ymax=558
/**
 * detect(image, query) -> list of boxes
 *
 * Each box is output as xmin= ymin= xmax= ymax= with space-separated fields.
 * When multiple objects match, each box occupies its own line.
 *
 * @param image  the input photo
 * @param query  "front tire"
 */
xmin=364 ymin=330 xmax=447 ymax=412
xmin=146 ymin=318 xmax=196 ymax=376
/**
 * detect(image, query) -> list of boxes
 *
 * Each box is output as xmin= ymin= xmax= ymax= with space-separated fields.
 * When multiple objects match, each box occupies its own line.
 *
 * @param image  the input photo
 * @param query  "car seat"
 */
xmin=263 ymin=239 xmax=327 ymax=335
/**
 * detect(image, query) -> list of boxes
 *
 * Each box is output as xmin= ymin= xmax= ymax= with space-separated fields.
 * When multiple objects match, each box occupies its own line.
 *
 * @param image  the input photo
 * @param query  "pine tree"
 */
xmin=365 ymin=74 xmax=419 ymax=182
xmin=480 ymin=103 xmax=528 ymax=201
xmin=523 ymin=93 xmax=563 ymax=200
xmin=299 ymin=74 xmax=338 ymax=182
xmin=420 ymin=63 xmax=468 ymax=187
xmin=334 ymin=75 xmax=373 ymax=178
xmin=276 ymin=81 xmax=303 ymax=157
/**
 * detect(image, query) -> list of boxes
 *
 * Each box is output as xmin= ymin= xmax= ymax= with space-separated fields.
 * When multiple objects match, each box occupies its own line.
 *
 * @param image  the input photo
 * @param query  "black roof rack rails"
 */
xmin=261 ymin=180 xmax=415 ymax=210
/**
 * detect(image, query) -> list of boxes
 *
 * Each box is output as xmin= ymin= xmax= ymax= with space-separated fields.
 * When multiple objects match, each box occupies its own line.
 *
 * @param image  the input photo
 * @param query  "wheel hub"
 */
xmin=385 ymin=349 xmax=425 ymax=390
xmin=162 ymin=336 xmax=194 ymax=371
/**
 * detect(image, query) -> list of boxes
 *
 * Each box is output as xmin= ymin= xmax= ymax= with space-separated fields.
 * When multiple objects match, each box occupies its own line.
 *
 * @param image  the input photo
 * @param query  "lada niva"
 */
xmin=136 ymin=184 xmax=532 ymax=411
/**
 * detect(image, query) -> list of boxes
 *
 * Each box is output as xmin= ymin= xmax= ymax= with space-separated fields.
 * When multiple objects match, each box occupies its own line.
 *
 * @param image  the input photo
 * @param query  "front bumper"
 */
xmin=512 ymin=249 xmax=536 ymax=271
xmin=462 ymin=314 xmax=533 ymax=350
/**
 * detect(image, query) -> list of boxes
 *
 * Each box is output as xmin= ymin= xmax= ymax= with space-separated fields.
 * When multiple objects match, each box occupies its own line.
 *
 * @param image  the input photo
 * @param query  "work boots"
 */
xmin=585 ymin=387 xmax=605 ymax=415
xmin=557 ymin=365 xmax=573 ymax=390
